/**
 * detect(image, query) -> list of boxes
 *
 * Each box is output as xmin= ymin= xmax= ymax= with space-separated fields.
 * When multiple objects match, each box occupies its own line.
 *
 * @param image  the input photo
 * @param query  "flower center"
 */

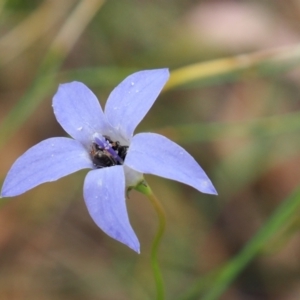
xmin=90 ymin=135 xmax=128 ymax=169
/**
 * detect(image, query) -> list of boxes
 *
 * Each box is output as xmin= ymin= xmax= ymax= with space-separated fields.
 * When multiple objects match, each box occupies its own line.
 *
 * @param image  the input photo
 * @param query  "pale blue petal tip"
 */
xmin=207 ymin=184 xmax=218 ymax=196
xmin=134 ymin=245 xmax=140 ymax=254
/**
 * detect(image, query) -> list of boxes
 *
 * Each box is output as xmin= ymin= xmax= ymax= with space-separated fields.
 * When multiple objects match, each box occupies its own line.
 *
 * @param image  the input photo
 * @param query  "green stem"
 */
xmin=135 ymin=182 xmax=166 ymax=300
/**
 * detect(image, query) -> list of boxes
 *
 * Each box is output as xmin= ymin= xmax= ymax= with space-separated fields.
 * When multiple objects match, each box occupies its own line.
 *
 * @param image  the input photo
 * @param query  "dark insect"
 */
xmin=104 ymin=136 xmax=129 ymax=161
xmin=117 ymin=145 xmax=128 ymax=160
xmin=90 ymin=143 xmax=117 ymax=168
xmin=90 ymin=136 xmax=129 ymax=169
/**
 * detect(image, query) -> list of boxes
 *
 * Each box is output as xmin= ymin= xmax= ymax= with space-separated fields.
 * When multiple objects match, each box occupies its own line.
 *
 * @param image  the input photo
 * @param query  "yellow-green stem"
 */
xmin=135 ymin=182 xmax=166 ymax=300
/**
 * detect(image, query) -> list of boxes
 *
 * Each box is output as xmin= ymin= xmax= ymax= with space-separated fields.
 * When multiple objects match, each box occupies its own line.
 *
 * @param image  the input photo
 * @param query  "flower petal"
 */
xmin=105 ymin=69 xmax=169 ymax=140
xmin=126 ymin=133 xmax=217 ymax=195
xmin=53 ymin=82 xmax=109 ymax=146
xmin=1 ymin=137 xmax=92 ymax=197
xmin=83 ymin=166 xmax=140 ymax=253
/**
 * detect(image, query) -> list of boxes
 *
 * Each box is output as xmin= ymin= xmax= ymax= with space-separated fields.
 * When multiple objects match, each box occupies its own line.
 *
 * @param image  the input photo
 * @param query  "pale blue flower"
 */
xmin=1 ymin=69 xmax=217 ymax=253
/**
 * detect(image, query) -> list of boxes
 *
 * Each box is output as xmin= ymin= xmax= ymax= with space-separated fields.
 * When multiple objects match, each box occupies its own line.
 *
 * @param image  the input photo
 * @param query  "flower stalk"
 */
xmin=135 ymin=182 xmax=166 ymax=300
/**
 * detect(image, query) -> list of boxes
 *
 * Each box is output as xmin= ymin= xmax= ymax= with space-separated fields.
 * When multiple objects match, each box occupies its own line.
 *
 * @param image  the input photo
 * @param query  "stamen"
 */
xmin=94 ymin=136 xmax=124 ymax=164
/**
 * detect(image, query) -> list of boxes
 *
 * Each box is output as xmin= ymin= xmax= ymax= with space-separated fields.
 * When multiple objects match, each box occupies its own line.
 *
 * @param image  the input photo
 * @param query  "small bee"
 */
xmin=90 ymin=136 xmax=129 ymax=169
xmin=103 ymin=136 xmax=129 ymax=161
xmin=90 ymin=143 xmax=117 ymax=168
xmin=117 ymin=144 xmax=128 ymax=160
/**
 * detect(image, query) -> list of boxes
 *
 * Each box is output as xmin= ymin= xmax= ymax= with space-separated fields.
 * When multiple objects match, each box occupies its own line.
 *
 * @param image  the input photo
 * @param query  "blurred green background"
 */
xmin=1 ymin=0 xmax=300 ymax=299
